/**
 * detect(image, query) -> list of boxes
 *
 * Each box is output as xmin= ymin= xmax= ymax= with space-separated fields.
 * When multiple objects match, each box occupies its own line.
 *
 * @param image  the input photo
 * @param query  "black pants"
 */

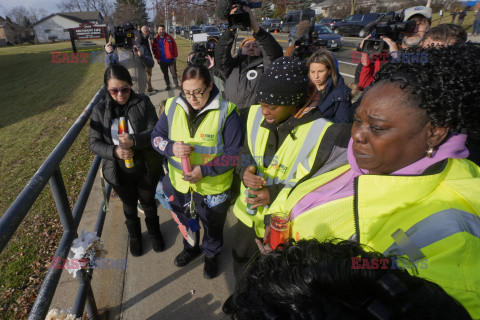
xmin=159 ymin=60 xmax=178 ymax=87
xmin=113 ymin=170 xmax=160 ymax=233
xmin=231 ymin=220 xmax=261 ymax=282
xmin=162 ymin=175 xmax=230 ymax=258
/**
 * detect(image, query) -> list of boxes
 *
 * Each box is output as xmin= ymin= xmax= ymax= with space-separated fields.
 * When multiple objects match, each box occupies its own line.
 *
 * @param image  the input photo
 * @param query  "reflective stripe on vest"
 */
xmin=166 ymin=97 xmax=230 ymax=169
xmin=249 ymin=106 xmax=330 ymax=188
xmin=384 ymin=208 xmax=480 ymax=260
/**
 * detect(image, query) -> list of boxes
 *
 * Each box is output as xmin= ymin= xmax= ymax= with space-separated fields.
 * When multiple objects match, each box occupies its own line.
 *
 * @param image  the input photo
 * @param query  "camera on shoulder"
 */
xmin=361 ymin=11 xmax=416 ymax=54
xmin=113 ymin=23 xmax=137 ymax=49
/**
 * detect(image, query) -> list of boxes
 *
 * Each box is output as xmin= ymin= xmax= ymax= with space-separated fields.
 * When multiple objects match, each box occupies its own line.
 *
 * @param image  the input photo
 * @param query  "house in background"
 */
xmin=32 ymin=11 xmax=103 ymax=43
xmin=0 ymin=16 xmax=33 ymax=46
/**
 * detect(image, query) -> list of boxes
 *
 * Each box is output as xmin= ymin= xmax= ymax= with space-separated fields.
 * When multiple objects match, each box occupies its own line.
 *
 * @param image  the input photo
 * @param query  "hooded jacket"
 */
xmin=215 ymin=28 xmax=283 ymax=122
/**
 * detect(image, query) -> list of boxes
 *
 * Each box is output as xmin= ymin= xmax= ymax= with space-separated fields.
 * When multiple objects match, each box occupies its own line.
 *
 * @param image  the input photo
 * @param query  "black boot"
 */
xmin=174 ymin=246 xmax=201 ymax=267
xmin=146 ymin=216 xmax=165 ymax=252
xmin=203 ymin=255 xmax=218 ymax=279
xmin=125 ymin=219 xmax=143 ymax=257
xmin=222 ymin=295 xmax=235 ymax=315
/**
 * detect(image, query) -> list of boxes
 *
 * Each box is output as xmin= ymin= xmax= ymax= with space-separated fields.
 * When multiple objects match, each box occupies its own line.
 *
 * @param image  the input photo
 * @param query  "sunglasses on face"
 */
xmin=108 ymin=87 xmax=131 ymax=95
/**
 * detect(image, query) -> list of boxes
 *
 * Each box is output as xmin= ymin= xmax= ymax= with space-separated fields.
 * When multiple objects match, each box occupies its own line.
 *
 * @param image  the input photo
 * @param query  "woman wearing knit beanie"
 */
xmin=223 ymin=56 xmax=351 ymax=314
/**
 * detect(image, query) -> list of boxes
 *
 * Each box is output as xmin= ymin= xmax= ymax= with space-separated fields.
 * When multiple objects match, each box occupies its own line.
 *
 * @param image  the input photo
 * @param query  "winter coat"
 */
xmin=215 ymin=28 xmax=283 ymax=122
xmin=152 ymin=33 xmax=178 ymax=61
xmin=313 ymin=75 xmax=352 ymax=123
xmin=89 ymin=91 xmax=163 ymax=186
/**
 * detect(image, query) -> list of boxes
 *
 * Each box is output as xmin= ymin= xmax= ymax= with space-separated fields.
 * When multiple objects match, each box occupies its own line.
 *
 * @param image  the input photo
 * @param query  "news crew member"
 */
xmin=104 ymin=23 xmax=154 ymax=94
xmin=215 ymin=5 xmax=283 ymax=123
xmin=358 ymin=6 xmax=432 ymax=90
xmin=151 ymin=64 xmax=243 ymax=279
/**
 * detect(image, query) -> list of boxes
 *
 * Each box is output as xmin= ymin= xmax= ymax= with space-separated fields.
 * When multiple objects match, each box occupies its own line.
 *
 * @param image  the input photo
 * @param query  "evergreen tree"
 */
xmin=115 ymin=0 xmax=149 ymax=26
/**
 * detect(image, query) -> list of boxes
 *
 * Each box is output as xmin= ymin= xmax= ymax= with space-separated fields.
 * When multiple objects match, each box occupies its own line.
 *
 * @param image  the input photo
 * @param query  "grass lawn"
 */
xmin=0 ymin=37 xmax=193 ymax=319
xmin=0 ymin=41 xmax=106 ymax=319
xmin=431 ymin=10 xmax=477 ymax=32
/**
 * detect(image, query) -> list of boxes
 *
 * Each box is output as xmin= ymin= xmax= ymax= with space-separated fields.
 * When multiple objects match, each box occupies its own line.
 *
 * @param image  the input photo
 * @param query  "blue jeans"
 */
xmin=473 ymin=20 xmax=480 ymax=35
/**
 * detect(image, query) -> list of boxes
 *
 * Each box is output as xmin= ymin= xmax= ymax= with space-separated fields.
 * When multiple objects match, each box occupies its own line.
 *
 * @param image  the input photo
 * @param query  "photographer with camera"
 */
xmin=104 ymin=23 xmax=154 ymax=95
xmin=214 ymin=3 xmax=283 ymax=123
xmin=357 ymin=6 xmax=432 ymax=90
xmin=285 ymin=20 xmax=322 ymax=60
xmin=188 ymin=39 xmax=226 ymax=92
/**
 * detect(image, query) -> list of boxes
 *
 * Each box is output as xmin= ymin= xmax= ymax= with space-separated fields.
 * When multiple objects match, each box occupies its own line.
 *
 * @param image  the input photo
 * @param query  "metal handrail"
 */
xmin=0 ymin=86 xmax=111 ymax=319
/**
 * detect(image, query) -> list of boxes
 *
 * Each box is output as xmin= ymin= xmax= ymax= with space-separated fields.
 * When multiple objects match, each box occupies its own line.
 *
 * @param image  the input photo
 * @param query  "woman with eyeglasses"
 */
xmin=90 ymin=64 xmax=165 ymax=257
xmin=151 ymin=64 xmax=243 ymax=279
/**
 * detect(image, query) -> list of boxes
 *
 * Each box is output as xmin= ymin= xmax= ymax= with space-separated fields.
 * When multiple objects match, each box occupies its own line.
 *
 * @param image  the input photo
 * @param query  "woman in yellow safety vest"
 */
xmin=151 ymin=64 xmax=243 ymax=279
xmin=263 ymin=43 xmax=480 ymax=318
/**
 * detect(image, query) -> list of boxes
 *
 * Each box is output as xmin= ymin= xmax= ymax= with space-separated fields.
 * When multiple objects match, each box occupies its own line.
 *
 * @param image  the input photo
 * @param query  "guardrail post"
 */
xmin=49 ymin=167 xmax=75 ymax=233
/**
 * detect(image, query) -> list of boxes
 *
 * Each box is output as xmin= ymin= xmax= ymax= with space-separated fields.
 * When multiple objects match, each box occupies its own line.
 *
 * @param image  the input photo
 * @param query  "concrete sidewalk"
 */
xmin=49 ymin=56 xmax=235 ymax=319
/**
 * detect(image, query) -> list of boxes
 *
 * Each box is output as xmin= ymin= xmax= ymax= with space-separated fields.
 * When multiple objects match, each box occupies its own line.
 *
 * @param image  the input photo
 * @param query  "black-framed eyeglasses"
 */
xmin=181 ymin=87 xmax=208 ymax=99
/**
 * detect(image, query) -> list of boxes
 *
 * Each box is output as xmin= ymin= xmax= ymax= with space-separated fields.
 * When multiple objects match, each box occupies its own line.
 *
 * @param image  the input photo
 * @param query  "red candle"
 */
xmin=269 ymin=213 xmax=290 ymax=250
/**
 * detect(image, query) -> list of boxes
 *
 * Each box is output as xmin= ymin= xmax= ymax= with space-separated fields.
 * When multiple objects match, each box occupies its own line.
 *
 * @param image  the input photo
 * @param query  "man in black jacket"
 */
xmin=215 ymin=6 xmax=283 ymax=124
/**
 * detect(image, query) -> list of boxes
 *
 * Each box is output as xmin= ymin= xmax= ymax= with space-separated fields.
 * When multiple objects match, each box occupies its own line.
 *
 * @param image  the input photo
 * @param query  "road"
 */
xmin=237 ymin=31 xmax=362 ymax=84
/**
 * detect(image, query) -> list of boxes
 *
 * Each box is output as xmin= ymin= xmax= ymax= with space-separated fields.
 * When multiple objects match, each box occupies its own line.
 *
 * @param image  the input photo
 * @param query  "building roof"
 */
xmin=31 ymin=11 xmax=102 ymax=27
xmin=61 ymin=11 xmax=103 ymax=21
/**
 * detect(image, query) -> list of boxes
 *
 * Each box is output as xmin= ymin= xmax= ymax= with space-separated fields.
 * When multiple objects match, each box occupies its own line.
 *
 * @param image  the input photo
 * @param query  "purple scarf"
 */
xmin=290 ymin=133 xmax=469 ymax=220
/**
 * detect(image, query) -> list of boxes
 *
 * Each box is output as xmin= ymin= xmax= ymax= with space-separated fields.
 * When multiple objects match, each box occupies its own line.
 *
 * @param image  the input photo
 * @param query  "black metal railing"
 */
xmin=0 ymin=86 xmax=112 ymax=319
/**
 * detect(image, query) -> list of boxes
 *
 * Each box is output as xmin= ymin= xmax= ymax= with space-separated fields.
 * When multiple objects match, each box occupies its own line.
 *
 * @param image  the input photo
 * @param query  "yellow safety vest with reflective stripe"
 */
xmin=165 ymin=95 xmax=238 ymax=195
xmin=233 ymin=104 xmax=332 ymax=237
xmin=270 ymin=158 xmax=480 ymax=318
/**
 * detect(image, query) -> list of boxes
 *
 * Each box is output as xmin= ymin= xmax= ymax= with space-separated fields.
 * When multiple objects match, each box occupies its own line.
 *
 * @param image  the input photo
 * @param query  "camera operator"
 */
xmin=104 ymin=23 xmax=154 ymax=94
xmin=215 ymin=5 xmax=283 ymax=124
xmin=357 ymin=6 xmax=432 ymax=90
xmin=140 ymin=26 xmax=156 ymax=92
xmin=188 ymin=40 xmax=226 ymax=92
xmin=285 ymin=20 xmax=321 ymax=59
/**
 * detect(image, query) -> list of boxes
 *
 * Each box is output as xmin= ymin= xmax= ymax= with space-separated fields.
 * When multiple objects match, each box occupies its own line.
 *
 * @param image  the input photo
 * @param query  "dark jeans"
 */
xmin=159 ymin=60 xmax=178 ymax=87
xmin=473 ymin=20 xmax=480 ymax=35
xmin=162 ymin=175 xmax=230 ymax=258
xmin=231 ymin=220 xmax=261 ymax=282
xmin=113 ymin=170 xmax=160 ymax=233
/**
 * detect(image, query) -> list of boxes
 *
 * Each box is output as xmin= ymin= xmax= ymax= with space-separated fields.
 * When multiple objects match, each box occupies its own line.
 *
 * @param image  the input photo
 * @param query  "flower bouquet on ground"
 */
xmin=67 ymin=230 xmax=107 ymax=278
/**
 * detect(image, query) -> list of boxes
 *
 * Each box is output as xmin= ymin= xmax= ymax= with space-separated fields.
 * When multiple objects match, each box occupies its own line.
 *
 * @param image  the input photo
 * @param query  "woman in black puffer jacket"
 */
xmin=90 ymin=64 xmax=164 ymax=257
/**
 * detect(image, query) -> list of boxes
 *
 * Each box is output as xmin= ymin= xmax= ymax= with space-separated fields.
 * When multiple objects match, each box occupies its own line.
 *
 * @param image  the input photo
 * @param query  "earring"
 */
xmin=426 ymin=145 xmax=435 ymax=158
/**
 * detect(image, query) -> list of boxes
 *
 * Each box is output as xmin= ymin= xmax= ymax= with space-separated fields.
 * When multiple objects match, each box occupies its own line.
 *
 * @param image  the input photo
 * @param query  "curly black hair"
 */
xmin=233 ymin=239 xmax=471 ymax=320
xmin=374 ymin=43 xmax=480 ymax=134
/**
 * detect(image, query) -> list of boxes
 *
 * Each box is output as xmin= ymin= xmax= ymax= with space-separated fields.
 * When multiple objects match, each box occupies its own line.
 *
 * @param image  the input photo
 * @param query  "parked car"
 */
xmin=281 ymin=9 xmax=316 ymax=33
xmin=187 ymin=25 xmax=202 ymax=39
xmin=332 ymin=13 xmax=382 ymax=37
xmin=201 ymin=26 xmax=221 ymax=39
xmin=261 ymin=18 xmax=282 ymax=32
xmin=169 ymin=26 xmax=181 ymax=35
xmin=288 ymin=24 xmax=343 ymax=51
xmin=318 ymin=18 xmax=342 ymax=28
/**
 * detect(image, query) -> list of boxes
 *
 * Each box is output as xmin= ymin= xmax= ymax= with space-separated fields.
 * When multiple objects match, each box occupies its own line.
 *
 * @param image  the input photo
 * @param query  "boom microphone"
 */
xmin=216 ymin=0 xmax=233 ymax=20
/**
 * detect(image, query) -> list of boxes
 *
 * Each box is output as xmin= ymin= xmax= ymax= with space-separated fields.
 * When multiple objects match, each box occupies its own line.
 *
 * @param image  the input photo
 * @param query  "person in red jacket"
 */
xmin=152 ymin=25 xmax=179 ymax=91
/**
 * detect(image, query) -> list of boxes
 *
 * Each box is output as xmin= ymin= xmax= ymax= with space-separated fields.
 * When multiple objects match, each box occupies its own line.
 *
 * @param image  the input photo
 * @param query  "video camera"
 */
xmin=113 ymin=23 xmax=136 ymax=48
xmin=292 ymin=18 xmax=324 ymax=61
xmin=361 ymin=11 xmax=416 ymax=54
xmin=215 ymin=0 xmax=262 ymax=30
xmin=190 ymin=40 xmax=217 ymax=66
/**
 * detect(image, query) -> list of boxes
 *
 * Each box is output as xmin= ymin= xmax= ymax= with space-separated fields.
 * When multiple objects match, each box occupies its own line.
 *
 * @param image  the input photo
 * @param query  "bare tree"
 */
xmin=57 ymin=0 xmax=115 ymax=21
xmin=6 ymin=6 xmax=48 ymax=25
